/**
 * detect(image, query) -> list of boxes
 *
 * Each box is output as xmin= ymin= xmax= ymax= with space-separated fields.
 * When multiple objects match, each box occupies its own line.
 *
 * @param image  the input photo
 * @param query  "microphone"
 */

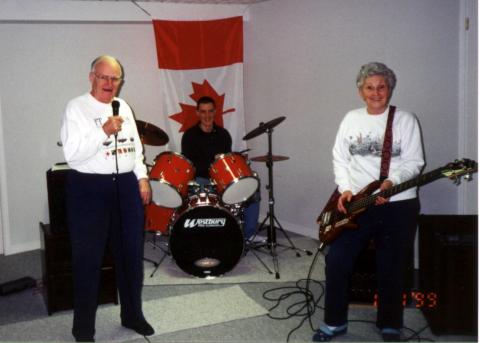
xmin=112 ymin=100 xmax=120 ymax=116
xmin=112 ymin=100 xmax=120 ymax=139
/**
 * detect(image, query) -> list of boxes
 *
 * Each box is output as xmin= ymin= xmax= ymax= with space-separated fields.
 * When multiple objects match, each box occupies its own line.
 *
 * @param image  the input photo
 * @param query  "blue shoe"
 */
xmin=381 ymin=328 xmax=400 ymax=342
xmin=313 ymin=324 xmax=347 ymax=342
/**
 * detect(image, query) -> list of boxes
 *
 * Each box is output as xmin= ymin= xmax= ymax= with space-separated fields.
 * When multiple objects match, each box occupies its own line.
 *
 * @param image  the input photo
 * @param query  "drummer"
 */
xmin=181 ymin=96 xmax=260 ymax=240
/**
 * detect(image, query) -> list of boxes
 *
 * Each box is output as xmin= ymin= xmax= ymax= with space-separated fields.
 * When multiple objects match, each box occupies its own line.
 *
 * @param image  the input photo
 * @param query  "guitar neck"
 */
xmin=348 ymin=167 xmax=445 ymax=213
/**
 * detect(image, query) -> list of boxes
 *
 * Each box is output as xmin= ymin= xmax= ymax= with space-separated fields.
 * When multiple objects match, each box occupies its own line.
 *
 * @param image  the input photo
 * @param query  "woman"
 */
xmin=313 ymin=62 xmax=424 ymax=342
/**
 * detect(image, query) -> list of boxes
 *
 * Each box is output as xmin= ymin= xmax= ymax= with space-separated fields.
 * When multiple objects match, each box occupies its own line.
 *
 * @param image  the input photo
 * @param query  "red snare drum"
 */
xmin=150 ymin=152 xmax=195 ymax=208
xmin=144 ymin=203 xmax=175 ymax=235
xmin=209 ymin=153 xmax=258 ymax=204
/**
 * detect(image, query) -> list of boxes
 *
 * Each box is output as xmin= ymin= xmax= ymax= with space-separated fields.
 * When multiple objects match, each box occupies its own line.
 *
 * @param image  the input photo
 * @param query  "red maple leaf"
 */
xmin=169 ymin=79 xmax=235 ymax=132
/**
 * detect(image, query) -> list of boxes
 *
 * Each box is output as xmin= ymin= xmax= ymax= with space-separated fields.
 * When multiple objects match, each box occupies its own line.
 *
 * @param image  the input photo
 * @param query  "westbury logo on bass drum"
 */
xmin=183 ymin=218 xmax=227 ymax=228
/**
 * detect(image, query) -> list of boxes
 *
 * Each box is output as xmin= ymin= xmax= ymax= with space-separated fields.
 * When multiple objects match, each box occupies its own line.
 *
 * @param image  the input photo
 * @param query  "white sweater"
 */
xmin=332 ymin=107 xmax=424 ymax=202
xmin=60 ymin=93 xmax=147 ymax=179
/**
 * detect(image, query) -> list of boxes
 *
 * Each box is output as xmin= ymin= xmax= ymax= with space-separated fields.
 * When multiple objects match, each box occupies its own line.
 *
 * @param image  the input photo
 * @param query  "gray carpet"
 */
xmin=0 ymin=285 xmax=267 ymax=342
xmin=144 ymin=234 xmax=322 ymax=285
xmin=0 ymin=234 xmax=476 ymax=342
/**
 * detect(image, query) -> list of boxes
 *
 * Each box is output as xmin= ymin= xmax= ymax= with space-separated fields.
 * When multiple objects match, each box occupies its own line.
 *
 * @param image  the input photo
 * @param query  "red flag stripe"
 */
xmin=153 ymin=16 xmax=243 ymax=70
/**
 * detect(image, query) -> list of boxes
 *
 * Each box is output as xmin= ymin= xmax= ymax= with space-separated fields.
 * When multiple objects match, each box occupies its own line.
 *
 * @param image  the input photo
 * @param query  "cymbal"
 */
xmin=243 ymin=116 xmax=286 ymax=140
xmin=136 ymin=120 xmax=169 ymax=146
xmin=251 ymin=155 xmax=290 ymax=162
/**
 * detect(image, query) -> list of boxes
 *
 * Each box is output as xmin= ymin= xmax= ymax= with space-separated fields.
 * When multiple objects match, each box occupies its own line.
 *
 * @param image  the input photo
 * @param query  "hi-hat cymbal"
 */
xmin=136 ymin=120 xmax=169 ymax=146
xmin=243 ymin=116 xmax=286 ymax=140
xmin=251 ymin=155 xmax=290 ymax=162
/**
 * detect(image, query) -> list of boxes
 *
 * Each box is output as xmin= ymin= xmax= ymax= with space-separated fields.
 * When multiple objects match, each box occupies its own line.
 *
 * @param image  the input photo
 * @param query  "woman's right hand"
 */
xmin=337 ymin=190 xmax=353 ymax=214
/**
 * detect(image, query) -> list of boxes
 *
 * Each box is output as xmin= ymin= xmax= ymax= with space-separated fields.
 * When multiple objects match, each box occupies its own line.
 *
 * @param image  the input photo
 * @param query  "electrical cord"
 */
xmin=262 ymin=245 xmax=436 ymax=342
xmin=262 ymin=246 xmax=325 ymax=342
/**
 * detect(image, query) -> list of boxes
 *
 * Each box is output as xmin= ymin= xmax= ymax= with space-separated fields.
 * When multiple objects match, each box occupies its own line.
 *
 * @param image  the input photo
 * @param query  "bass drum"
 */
xmin=169 ymin=193 xmax=244 ymax=277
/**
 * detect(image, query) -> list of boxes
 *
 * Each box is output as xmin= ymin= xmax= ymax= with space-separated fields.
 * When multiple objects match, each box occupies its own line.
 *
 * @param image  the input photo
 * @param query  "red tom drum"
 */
xmin=209 ymin=153 xmax=258 ymax=204
xmin=149 ymin=152 xmax=195 ymax=208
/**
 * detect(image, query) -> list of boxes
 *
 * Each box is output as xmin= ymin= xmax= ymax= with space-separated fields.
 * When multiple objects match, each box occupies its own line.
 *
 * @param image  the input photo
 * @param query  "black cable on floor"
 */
xmin=262 ymin=246 xmax=325 ymax=342
xmin=262 ymin=246 xmax=437 ymax=342
xmin=401 ymin=324 xmax=435 ymax=342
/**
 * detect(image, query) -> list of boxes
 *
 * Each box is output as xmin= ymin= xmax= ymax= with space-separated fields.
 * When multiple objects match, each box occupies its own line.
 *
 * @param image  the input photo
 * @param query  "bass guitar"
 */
xmin=317 ymin=159 xmax=477 ymax=245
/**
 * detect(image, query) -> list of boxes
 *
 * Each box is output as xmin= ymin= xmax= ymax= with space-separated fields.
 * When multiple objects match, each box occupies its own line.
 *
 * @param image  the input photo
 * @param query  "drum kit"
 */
xmin=140 ymin=116 xmax=310 ymax=279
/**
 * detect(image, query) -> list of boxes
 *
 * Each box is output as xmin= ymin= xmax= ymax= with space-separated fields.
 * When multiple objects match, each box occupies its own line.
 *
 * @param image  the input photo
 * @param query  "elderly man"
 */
xmin=61 ymin=55 xmax=153 ymax=342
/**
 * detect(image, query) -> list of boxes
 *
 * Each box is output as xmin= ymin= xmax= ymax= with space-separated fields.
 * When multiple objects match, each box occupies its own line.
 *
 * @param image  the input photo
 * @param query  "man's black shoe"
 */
xmin=121 ymin=320 xmax=155 ymax=336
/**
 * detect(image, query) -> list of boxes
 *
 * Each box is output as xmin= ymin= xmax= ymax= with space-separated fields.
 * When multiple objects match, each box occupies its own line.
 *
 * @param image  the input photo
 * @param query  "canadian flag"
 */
xmin=152 ymin=16 xmax=247 ymax=153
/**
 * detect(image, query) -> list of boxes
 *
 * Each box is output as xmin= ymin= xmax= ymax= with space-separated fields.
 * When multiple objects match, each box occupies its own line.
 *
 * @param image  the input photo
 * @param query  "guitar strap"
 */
xmin=379 ymin=105 xmax=396 ymax=181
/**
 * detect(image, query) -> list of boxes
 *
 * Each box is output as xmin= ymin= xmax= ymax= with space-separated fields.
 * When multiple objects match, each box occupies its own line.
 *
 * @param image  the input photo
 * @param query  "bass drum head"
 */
xmin=170 ymin=205 xmax=244 ymax=277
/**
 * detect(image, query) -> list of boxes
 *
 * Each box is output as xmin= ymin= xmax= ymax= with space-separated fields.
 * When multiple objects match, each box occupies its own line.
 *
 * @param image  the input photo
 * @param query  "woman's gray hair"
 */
xmin=356 ymin=62 xmax=396 ymax=91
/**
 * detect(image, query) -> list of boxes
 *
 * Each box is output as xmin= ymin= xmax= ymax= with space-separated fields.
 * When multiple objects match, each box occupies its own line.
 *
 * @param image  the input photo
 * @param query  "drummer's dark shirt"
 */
xmin=181 ymin=123 xmax=232 ymax=178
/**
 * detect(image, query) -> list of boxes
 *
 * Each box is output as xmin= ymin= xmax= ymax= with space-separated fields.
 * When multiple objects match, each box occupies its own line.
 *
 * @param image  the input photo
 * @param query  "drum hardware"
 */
xmin=144 ymin=230 xmax=171 ymax=278
xmin=243 ymin=117 xmax=313 ymax=279
xmin=238 ymin=148 xmax=251 ymax=155
xmin=136 ymin=119 xmax=169 ymax=146
xmin=251 ymin=155 xmax=290 ymax=162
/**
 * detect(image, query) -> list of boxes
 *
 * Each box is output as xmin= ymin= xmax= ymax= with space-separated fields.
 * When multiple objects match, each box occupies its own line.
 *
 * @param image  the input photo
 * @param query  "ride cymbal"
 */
xmin=136 ymin=120 xmax=169 ymax=146
xmin=243 ymin=116 xmax=286 ymax=140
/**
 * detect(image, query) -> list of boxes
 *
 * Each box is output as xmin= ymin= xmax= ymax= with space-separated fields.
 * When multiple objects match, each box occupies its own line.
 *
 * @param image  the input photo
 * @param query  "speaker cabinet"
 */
xmin=349 ymin=240 xmax=377 ymax=303
xmin=418 ymin=215 xmax=477 ymax=335
xmin=46 ymin=168 xmax=69 ymax=233
xmin=349 ymin=239 xmax=414 ymax=304
xmin=40 ymin=222 xmax=118 ymax=315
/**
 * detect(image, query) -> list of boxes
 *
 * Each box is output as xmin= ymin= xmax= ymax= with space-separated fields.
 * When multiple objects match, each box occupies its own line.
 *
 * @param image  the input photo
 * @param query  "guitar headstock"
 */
xmin=442 ymin=158 xmax=477 ymax=184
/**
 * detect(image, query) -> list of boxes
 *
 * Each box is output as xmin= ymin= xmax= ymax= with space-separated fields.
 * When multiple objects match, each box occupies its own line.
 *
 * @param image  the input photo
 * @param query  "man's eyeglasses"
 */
xmin=94 ymin=73 xmax=123 ymax=83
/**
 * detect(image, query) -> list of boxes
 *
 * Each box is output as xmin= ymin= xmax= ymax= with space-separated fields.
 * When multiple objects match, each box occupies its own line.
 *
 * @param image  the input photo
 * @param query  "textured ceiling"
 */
xmin=73 ymin=0 xmax=269 ymax=4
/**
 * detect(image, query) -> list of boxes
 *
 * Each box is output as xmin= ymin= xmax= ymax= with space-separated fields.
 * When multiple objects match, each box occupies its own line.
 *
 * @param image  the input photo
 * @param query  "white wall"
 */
xmin=244 ymin=0 xmax=477 ymax=238
xmin=0 ymin=0 xmax=248 ymax=254
xmin=0 ymin=0 xmax=476 ymax=254
xmin=458 ymin=0 xmax=478 ymax=213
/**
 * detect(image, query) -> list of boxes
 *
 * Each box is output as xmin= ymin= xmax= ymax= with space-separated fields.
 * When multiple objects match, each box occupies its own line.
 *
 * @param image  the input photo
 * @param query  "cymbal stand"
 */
xmin=144 ymin=231 xmax=170 ymax=278
xmin=250 ymin=127 xmax=312 ymax=279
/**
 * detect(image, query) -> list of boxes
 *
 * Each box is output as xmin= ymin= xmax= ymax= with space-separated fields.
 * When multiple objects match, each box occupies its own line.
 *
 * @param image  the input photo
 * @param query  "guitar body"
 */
xmin=318 ymin=181 xmax=381 ymax=244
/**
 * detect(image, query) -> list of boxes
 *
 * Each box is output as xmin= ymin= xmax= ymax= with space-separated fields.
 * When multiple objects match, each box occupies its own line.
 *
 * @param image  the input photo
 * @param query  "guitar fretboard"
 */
xmin=347 ymin=167 xmax=445 ymax=213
